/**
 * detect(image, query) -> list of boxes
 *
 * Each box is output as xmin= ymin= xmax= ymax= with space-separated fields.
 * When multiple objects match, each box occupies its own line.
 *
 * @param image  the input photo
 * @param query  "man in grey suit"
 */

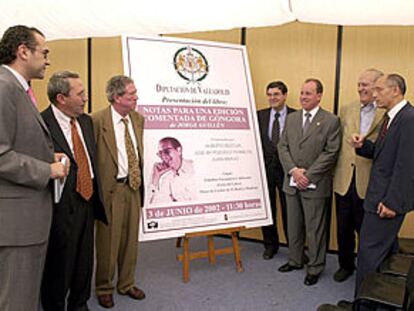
xmin=0 ymin=25 xmax=68 ymax=311
xmin=277 ymin=78 xmax=341 ymax=286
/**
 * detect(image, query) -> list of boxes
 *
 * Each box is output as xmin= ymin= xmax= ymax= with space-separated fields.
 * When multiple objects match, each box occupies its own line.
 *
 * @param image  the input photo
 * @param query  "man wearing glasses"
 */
xmin=92 ymin=75 xmax=146 ymax=308
xmin=148 ymin=137 xmax=196 ymax=205
xmin=0 ymin=25 xmax=69 ymax=310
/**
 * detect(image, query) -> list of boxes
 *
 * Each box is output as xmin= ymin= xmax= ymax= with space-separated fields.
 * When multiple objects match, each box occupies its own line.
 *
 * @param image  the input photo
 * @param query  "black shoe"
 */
xmin=278 ymin=262 xmax=303 ymax=273
xmin=304 ymin=273 xmax=320 ymax=286
xmin=317 ymin=304 xmax=342 ymax=311
xmin=333 ymin=268 xmax=354 ymax=282
xmin=337 ymin=300 xmax=353 ymax=310
xmin=262 ymin=247 xmax=278 ymax=260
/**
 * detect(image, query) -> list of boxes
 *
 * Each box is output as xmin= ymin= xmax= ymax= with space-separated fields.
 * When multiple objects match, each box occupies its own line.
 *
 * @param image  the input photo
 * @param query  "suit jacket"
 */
xmin=0 ymin=66 xmax=55 ymax=246
xmin=333 ymin=101 xmax=384 ymax=198
xmin=92 ymin=106 xmax=144 ymax=221
xmin=257 ymin=106 xmax=295 ymax=184
xmin=357 ymin=102 xmax=414 ymax=215
xmin=278 ymin=107 xmax=341 ymax=198
xmin=41 ymin=106 xmax=107 ymax=225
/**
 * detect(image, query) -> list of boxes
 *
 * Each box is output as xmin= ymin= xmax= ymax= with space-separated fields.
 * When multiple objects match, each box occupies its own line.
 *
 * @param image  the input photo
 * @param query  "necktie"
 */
xmin=379 ymin=114 xmax=390 ymax=139
xmin=27 ymin=87 xmax=38 ymax=108
xmin=121 ymin=118 xmax=140 ymax=191
xmin=271 ymin=112 xmax=280 ymax=147
xmin=303 ymin=112 xmax=311 ymax=135
xmin=71 ymin=118 xmax=93 ymax=201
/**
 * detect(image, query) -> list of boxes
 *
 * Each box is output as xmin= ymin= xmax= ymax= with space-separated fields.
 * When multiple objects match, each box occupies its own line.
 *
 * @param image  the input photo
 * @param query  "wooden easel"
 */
xmin=176 ymin=226 xmax=245 ymax=282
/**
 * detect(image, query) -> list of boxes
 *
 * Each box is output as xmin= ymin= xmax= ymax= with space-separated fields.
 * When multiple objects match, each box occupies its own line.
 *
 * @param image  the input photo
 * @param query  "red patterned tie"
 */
xmin=71 ymin=118 xmax=93 ymax=200
xmin=379 ymin=114 xmax=390 ymax=139
xmin=27 ymin=87 xmax=38 ymax=108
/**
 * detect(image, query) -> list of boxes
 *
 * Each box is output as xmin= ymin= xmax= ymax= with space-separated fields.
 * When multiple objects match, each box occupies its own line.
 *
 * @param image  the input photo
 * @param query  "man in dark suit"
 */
xmin=277 ymin=78 xmax=341 ymax=286
xmin=332 ymin=69 xmax=384 ymax=282
xmin=257 ymin=81 xmax=295 ymax=260
xmin=0 ymin=26 xmax=68 ymax=310
xmin=351 ymin=73 xmax=414 ymax=296
xmin=93 ymin=75 xmax=145 ymax=308
xmin=40 ymin=71 xmax=108 ymax=311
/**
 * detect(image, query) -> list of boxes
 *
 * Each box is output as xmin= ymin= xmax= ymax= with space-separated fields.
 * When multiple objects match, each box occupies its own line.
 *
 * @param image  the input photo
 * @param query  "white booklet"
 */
xmin=53 ymin=157 xmax=67 ymax=203
xmin=289 ymin=176 xmax=317 ymax=189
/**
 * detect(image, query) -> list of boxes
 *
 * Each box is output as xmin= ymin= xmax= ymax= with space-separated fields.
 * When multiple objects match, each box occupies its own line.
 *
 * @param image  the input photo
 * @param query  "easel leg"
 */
xmin=183 ymin=237 xmax=190 ymax=282
xmin=207 ymin=235 xmax=216 ymax=265
xmin=231 ymin=232 xmax=244 ymax=272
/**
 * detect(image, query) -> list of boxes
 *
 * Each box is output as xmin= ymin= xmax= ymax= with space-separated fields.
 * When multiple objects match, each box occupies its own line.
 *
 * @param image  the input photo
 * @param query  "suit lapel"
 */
xmin=261 ymin=108 xmax=272 ymax=143
xmin=349 ymin=104 xmax=360 ymax=135
xmin=102 ymin=107 xmax=118 ymax=166
xmin=263 ymin=108 xmax=271 ymax=133
xmin=5 ymin=67 xmax=51 ymax=137
xmin=364 ymin=105 xmax=384 ymax=137
xmin=42 ymin=106 xmax=75 ymax=162
xmin=373 ymin=104 xmax=408 ymax=159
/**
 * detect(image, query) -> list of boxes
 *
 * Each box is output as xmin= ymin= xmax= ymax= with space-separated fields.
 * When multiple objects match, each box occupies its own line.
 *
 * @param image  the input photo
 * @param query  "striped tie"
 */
xmin=271 ymin=112 xmax=280 ymax=147
xmin=303 ymin=112 xmax=311 ymax=135
xmin=121 ymin=118 xmax=140 ymax=191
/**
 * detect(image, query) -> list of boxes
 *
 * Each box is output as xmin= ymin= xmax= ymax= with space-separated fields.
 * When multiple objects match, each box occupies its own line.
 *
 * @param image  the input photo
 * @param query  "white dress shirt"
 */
xmin=51 ymin=105 xmax=94 ymax=178
xmin=302 ymin=106 xmax=320 ymax=127
xmin=149 ymin=159 xmax=197 ymax=204
xmin=111 ymin=106 xmax=139 ymax=179
xmin=387 ymin=99 xmax=407 ymax=128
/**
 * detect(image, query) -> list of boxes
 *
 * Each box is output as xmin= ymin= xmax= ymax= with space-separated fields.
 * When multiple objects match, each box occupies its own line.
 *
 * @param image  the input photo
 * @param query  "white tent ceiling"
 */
xmin=0 ymin=0 xmax=413 ymax=41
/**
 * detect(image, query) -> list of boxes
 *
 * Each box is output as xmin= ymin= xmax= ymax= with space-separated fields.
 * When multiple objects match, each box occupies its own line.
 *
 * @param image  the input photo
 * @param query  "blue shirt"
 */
xmin=268 ymin=105 xmax=288 ymax=141
xmin=360 ymin=102 xmax=376 ymax=135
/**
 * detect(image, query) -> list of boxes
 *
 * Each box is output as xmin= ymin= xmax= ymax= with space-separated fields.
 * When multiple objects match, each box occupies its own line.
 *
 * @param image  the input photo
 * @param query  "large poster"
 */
xmin=122 ymin=35 xmax=271 ymax=241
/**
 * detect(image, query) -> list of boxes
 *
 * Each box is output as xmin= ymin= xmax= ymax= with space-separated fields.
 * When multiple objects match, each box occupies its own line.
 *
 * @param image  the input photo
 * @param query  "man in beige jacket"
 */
xmin=93 ymin=75 xmax=145 ymax=308
xmin=332 ymin=69 xmax=384 ymax=282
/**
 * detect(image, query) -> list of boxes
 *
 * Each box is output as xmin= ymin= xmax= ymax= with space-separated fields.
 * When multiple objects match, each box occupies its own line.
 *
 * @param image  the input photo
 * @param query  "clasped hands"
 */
xmin=291 ymin=168 xmax=309 ymax=190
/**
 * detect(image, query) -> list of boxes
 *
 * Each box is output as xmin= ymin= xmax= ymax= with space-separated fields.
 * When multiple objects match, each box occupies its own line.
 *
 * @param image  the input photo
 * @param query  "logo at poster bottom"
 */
xmin=173 ymin=46 xmax=209 ymax=83
xmin=147 ymin=221 xmax=159 ymax=229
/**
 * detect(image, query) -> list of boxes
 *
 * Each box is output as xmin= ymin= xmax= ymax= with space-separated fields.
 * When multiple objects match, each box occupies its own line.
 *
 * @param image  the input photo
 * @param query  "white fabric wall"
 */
xmin=0 ymin=0 xmax=413 ymax=40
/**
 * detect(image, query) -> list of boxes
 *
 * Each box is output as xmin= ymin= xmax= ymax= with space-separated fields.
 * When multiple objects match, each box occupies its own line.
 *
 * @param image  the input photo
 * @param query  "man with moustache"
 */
xmin=277 ymin=78 xmax=341 ymax=286
xmin=93 ymin=75 xmax=145 ymax=308
xmin=0 ymin=25 xmax=68 ymax=310
xmin=332 ymin=69 xmax=384 ymax=282
xmin=257 ymin=81 xmax=295 ymax=259
xmin=40 ymin=71 xmax=108 ymax=311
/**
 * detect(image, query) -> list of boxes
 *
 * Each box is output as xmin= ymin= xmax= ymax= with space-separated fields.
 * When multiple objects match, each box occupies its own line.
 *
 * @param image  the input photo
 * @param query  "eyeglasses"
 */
xmin=156 ymin=147 xmax=175 ymax=158
xmin=29 ymin=48 xmax=49 ymax=62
